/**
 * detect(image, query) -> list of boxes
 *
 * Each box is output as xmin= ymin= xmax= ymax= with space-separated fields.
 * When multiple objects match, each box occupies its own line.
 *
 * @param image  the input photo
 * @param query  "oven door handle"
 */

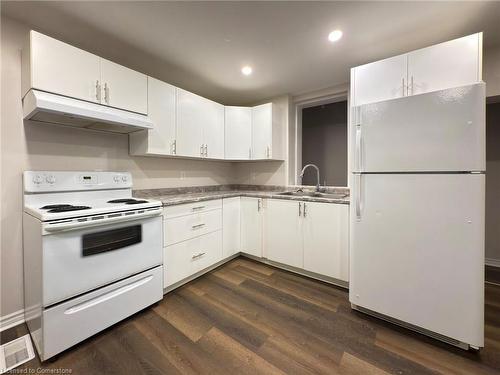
xmin=43 ymin=209 xmax=162 ymax=234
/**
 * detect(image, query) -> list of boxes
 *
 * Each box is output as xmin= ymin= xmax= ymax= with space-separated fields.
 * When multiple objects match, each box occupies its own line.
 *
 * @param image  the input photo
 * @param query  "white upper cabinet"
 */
xmin=176 ymin=89 xmax=206 ymax=158
xmin=240 ymin=197 xmax=264 ymax=257
xmin=351 ymin=54 xmax=407 ymax=107
xmin=23 ymin=31 xmax=101 ymax=103
xmin=303 ymin=202 xmax=349 ymax=282
xmin=265 ymin=199 xmax=303 ymax=268
xmin=100 ymin=59 xmax=148 ymax=114
xmin=407 ymin=33 xmax=482 ymax=96
xmin=129 ymin=77 xmax=176 ymax=156
xmin=176 ymin=89 xmax=224 ymax=159
xmin=351 ymin=33 xmax=482 ymax=107
xmin=22 ymin=31 xmax=148 ymax=114
xmin=202 ymin=99 xmax=225 ymax=159
xmin=225 ymin=106 xmax=252 ymax=160
xmin=252 ymin=103 xmax=273 ymax=159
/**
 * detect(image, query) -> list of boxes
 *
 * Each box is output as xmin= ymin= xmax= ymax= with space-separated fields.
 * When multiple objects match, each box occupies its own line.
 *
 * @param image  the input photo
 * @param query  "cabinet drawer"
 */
xmin=164 ymin=230 xmax=222 ymax=287
xmin=163 ymin=199 xmax=222 ymax=219
xmin=164 ymin=208 xmax=222 ymax=246
xmin=43 ymin=266 xmax=162 ymax=360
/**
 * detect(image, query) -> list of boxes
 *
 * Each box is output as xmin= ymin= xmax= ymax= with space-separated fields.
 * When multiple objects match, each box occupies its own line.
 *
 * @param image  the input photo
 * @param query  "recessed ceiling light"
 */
xmin=328 ymin=30 xmax=343 ymax=42
xmin=241 ymin=66 xmax=253 ymax=76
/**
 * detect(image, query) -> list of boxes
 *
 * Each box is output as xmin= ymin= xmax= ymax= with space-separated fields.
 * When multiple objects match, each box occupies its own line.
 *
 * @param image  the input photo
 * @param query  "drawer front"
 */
xmin=43 ymin=266 xmax=163 ymax=360
xmin=164 ymin=230 xmax=222 ymax=287
xmin=163 ymin=199 xmax=222 ymax=219
xmin=164 ymin=208 xmax=222 ymax=246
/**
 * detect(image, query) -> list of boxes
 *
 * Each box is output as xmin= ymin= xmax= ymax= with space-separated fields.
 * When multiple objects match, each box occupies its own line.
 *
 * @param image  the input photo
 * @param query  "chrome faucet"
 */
xmin=299 ymin=164 xmax=321 ymax=192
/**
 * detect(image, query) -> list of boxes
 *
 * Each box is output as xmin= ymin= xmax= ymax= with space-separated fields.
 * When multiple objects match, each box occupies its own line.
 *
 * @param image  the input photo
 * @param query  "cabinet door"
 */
xmin=240 ymin=197 xmax=263 ymax=257
xmin=100 ymin=59 xmax=148 ymax=114
xmin=265 ymin=199 xmax=303 ymax=268
xmin=351 ymin=54 xmax=407 ymax=106
xmin=145 ymin=77 xmax=176 ymax=155
xmin=252 ymin=103 xmax=273 ymax=159
xmin=176 ymin=89 xmax=206 ymax=158
xmin=223 ymin=197 xmax=241 ymax=258
xmin=225 ymin=106 xmax=252 ymax=160
xmin=202 ymin=100 xmax=225 ymax=159
xmin=303 ymin=202 xmax=349 ymax=281
xmin=192 ymin=231 xmax=223 ymax=273
xmin=29 ymin=31 xmax=100 ymax=103
xmin=408 ymin=33 xmax=481 ymax=96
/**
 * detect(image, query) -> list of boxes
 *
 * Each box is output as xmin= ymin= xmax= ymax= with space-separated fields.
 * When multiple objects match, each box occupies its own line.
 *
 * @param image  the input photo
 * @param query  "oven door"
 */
xmin=42 ymin=215 xmax=162 ymax=306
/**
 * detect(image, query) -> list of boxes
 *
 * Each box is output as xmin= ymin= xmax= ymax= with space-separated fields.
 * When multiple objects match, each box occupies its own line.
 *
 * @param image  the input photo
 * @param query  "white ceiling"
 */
xmin=2 ymin=1 xmax=500 ymax=105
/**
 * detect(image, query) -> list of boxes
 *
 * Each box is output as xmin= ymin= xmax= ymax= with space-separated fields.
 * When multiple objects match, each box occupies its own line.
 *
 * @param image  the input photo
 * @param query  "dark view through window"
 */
xmin=301 ymin=100 xmax=348 ymax=186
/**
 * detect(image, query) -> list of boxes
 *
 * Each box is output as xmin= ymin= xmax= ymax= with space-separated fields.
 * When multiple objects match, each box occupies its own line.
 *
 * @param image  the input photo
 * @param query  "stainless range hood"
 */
xmin=22 ymin=90 xmax=153 ymax=134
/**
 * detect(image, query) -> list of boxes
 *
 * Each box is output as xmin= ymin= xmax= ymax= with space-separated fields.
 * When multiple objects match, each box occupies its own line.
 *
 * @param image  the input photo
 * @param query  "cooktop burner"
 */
xmin=47 ymin=205 xmax=92 ymax=213
xmin=107 ymin=199 xmax=138 ymax=203
xmin=125 ymin=200 xmax=149 ymax=205
xmin=40 ymin=204 xmax=73 ymax=209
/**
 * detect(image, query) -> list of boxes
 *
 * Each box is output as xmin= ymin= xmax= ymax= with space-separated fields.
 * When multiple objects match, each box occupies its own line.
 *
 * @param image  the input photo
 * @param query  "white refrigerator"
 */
xmin=349 ymin=82 xmax=485 ymax=349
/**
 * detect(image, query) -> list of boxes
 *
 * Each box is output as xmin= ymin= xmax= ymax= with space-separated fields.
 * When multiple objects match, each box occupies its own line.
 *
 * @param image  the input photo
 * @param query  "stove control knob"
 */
xmin=46 ymin=175 xmax=56 ymax=184
xmin=33 ymin=175 xmax=43 ymax=185
xmin=121 ymin=175 xmax=129 ymax=183
xmin=113 ymin=175 xmax=121 ymax=183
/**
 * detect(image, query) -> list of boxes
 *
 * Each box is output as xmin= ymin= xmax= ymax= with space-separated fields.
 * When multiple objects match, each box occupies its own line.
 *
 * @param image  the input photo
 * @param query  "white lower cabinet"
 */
xmin=265 ymin=199 xmax=303 ymax=268
xmin=303 ymin=202 xmax=349 ymax=281
xmin=264 ymin=199 xmax=349 ymax=282
xmin=223 ymin=197 xmax=241 ymax=257
xmin=240 ymin=197 xmax=264 ymax=257
xmin=164 ymin=230 xmax=222 ymax=288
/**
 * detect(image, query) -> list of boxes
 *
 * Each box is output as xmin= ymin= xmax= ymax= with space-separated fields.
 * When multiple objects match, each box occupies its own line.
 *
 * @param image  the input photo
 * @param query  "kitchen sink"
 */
xmin=278 ymin=191 xmax=348 ymax=199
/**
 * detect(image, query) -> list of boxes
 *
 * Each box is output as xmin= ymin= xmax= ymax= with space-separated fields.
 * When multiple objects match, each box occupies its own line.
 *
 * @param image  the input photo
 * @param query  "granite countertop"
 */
xmin=134 ymin=184 xmax=350 ymax=206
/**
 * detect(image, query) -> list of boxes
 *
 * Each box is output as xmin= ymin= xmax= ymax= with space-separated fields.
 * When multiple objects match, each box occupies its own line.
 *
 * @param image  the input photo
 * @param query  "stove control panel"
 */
xmin=24 ymin=171 xmax=133 ymax=192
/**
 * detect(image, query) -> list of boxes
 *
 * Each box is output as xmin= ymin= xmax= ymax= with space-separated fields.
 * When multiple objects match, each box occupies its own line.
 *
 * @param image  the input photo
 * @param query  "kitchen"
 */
xmin=1 ymin=2 xmax=500 ymax=374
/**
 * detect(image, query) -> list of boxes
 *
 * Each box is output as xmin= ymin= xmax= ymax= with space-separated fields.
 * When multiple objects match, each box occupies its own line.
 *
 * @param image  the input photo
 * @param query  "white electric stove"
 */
xmin=23 ymin=171 xmax=163 ymax=361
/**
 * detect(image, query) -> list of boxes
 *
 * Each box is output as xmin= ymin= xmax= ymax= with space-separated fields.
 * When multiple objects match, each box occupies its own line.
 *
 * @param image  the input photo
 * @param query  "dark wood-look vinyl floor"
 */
xmin=3 ymin=257 xmax=500 ymax=374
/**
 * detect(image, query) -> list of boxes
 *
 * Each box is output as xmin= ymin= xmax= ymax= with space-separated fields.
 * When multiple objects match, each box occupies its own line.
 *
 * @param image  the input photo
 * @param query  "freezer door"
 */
xmin=352 ymin=83 xmax=485 ymax=172
xmin=350 ymin=173 xmax=484 ymax=347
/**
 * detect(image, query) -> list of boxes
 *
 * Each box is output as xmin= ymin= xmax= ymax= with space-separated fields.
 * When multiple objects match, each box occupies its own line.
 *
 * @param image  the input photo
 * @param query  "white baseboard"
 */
xmin=0 ymin=309 xmax=25 ymax=332
xmin=486 ymin=258 xmax=500 ymax=268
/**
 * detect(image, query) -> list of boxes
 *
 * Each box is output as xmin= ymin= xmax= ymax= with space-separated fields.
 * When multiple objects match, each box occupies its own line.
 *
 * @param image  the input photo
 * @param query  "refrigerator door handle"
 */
xmin=355 ymin=124 xmax=362 ymax=171
xmin=355 ymin=174 xmax=362 ymax=221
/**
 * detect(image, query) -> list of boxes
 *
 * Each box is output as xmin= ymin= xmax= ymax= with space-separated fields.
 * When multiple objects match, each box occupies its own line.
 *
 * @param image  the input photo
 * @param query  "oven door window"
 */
xmin=82 ymin=225 xmax=142 ymax=257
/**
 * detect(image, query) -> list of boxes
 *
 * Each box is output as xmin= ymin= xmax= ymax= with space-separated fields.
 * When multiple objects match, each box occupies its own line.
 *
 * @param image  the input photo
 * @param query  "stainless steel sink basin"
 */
xmin=278 ymin=191 xmax=348 ymax=199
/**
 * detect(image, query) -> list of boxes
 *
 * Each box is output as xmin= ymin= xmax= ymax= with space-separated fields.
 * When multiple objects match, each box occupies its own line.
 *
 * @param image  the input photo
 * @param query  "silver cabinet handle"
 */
xmin=200 ymin=144 xmax=204 ymax=156
xmin=257 ymin=199 xmax=261 ymax=212
xmin=402 ymin=77 xmax=406 ymax=96
xmin=266 ymin=146 xmax=270 ymax=158
xmin=171 ymin=140 xmax=177 ymax=155
xmin=191 ymin=223 xmax=205 ymax=229
xmin=303 ymin=203 xmax=307 ymax=217
xmin=104 ymin=83 xmax=110 ymax=104
xmin=192 ymin=252 xmax=206 ymax=260
xmin=410 ymin=75 xmax=414 ymax=95
xmin=204 ymin=144 xmax=208 ymax=157
xmin=95 ymin=80 xmax=101 ymax=102
xmin=298 ymin=202 xmax=302 ymax=217
xmin=192 ymin=206 xmax=205 ymax=211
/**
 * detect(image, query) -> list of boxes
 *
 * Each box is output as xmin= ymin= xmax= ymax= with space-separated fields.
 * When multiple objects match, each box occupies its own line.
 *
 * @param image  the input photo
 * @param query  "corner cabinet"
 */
xmin=130 ymin=77 xmax=176 ymax=156
xmin=225 ymin=107 xmax=252 ymax=160
xmin=351 ymin=33 xmax=482 ymax=106
xmin=22 ymin=30 xmax=148 ymax=114
xmin=265 ymin=199 xmax=349 ymax=282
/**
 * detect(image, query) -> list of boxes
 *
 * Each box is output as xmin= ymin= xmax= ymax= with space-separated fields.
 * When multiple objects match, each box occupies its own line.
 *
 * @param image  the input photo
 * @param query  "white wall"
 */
xmin=0 ymin=16 xmax=236 ymax=318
